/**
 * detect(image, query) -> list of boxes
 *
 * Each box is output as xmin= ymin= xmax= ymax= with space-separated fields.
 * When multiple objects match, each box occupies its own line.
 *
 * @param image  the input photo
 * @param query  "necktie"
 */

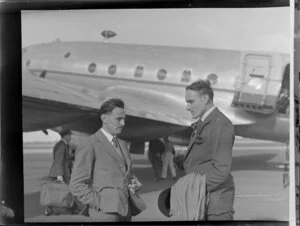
xmin=191 ymin=119 xmax=204 ymax=139
xmin=66 ymin=143 xmax=71 ymax=157
xmin=112 ymin=136 xmax=119 ymax=149
xmin=112 ymin=136 xmax=124 ymax=158
xmin=112 ymin=136 xmax=127 ymax=169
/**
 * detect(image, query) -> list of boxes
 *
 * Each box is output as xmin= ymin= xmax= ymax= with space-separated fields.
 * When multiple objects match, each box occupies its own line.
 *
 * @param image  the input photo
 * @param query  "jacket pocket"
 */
xmin=99 ymin=187 xmax=129 ymax=216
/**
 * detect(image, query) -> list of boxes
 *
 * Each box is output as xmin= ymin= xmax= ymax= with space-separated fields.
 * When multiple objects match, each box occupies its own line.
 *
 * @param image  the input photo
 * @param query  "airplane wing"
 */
xmin=23 ymin=68 xmax=288 ymax=144
xmin=23 ymin=71 xmax=190 ymax=141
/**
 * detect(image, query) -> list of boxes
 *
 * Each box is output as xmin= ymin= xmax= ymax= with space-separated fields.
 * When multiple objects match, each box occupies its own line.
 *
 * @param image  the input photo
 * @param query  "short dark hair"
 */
xmin=99 ymin=98 xmax=125 ymax=116
xmin=186 ymin=79 xmax=214 ymax=101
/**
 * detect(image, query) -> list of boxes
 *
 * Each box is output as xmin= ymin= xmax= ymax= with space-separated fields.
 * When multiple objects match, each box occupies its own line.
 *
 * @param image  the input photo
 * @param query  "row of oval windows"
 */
xmin=88 ymin=63 xmax=192 ymax=82
xmin=63 ymin=52 xmax=192 ymax=81
xmin=26 ymin=59 xmax=218 ymax=84
xmin=87 ymin=63 xmax=220 ymax=84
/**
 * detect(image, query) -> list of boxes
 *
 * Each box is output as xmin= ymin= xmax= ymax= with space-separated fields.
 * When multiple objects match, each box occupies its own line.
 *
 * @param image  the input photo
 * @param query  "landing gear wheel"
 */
xmin=43 ymin=206 xmax=52 ymax=216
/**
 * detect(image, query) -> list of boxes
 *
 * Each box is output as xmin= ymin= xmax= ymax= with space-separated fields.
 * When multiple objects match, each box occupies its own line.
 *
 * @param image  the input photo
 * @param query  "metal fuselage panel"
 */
xmin=22 ymin=42 xmax=290 ymax=142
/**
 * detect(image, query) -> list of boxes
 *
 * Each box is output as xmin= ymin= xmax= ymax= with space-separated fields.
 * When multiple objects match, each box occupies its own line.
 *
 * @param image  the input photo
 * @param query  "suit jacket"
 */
xmin=69 ymin=129 xmax=145 ymax=217
xmin=183 ymin=107 xmax=235 ymax=215
xmin=48 ymin=140 xmax=73 ymax=183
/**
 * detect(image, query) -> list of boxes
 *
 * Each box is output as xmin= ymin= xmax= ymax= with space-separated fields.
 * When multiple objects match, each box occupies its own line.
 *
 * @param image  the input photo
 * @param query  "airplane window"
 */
xmin=108 ymin=65 xmax=117 ymax=75
xmin=206 ymin=73 xmax=218 ymax=85
xmin=26 ymin=60 xmax=30 ymax=67
xmin=134 ymin=65 xmax=144 ymax=77
xmin=181 ymin=70 xmax=191 ymax=82
xmin=88 ymin=63 xmax=96 ymax=73
xmin=157 ymin=69 xmax=167 ymax=80
xmin=64 ymin=52 xmax=71 ymax=58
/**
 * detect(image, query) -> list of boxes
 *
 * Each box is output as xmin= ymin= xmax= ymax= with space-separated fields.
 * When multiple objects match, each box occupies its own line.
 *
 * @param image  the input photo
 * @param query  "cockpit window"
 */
xmin=134 ymin=65 xmax=144 ymax=78
xmin=108 ymin=65 xmax=117 ymax=75
xmin=157 ymin=69 xmax=167 ymax=80
xmin=181 ymin=70 xmax=191 ymax=82
xmin=88 ymin=63 xmax=96 ymax=73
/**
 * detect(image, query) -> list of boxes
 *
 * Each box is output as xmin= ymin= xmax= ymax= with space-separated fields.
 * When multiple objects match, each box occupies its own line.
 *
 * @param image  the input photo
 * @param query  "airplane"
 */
xmin=22 ymin=40 xmax=290 ymax=154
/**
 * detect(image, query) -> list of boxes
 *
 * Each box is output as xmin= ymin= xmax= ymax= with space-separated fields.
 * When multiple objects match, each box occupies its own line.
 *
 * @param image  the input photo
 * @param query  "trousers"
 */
xmin=161 ymin=152 xmax=176 ymax=178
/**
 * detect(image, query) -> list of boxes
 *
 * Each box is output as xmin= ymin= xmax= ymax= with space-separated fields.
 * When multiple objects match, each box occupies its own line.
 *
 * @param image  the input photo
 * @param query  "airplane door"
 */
xmin=239 ymin=54 xmax=271 ymax=104
xmin=232 ymin=54 xmax=277 ymax=114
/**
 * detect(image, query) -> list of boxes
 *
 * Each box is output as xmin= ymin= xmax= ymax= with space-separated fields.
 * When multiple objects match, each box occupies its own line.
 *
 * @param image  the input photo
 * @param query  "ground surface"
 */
xmin=23 ymin=138 xmax=289 ymax=222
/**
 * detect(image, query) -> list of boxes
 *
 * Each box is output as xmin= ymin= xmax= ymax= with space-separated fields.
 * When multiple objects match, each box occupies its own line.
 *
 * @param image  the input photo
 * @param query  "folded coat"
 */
xmin=170 ymin=173 xmax=206 ymax=221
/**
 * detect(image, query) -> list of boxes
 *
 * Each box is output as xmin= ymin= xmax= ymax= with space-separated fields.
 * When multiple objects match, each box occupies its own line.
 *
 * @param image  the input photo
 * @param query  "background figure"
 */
xmin=48 ymin=130 xmax=73 ymax=183
xmin=148 ymin=139 xmax=164 ymax=181
xmin=161 ymin=136 xmax=177 ymax=180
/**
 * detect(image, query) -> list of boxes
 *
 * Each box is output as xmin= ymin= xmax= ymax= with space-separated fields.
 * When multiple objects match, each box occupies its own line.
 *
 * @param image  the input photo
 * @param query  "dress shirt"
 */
xmin=190 ymin=106 xmax=216 ymax=139
xmin=101 ymin=128 xmax=123 ymax=157
xmin=201 ymin=106 xmax=216 ymax=122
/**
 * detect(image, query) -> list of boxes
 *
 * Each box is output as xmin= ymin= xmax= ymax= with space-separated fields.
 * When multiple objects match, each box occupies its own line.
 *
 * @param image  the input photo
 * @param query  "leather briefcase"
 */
xmin=40 ymin=180 xmax=74 ymax=208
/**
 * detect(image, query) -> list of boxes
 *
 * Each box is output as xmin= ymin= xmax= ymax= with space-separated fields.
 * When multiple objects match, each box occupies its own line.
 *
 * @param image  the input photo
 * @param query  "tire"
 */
xmin=43 ymin=206 xmax=52 ymax=216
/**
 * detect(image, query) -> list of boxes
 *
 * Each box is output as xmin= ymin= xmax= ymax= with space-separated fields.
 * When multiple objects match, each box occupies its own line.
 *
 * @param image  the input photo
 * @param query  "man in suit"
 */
xmin=184 ymin=79 xmax=235 ymax=220
xmin=48 ymin=130 xmax=73 ymax=183
xmin=69 ymin=98 xmax=145 ymax=222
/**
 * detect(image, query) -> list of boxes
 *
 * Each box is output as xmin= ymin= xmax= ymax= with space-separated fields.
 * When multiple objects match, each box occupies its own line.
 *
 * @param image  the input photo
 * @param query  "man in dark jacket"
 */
xmin=184 ymin=79 xmax=235 ymax=220
xmin=148 ymin=139 xmax=164 ymax=181
xmin=48 ymin=130 xmax=73 ymax=183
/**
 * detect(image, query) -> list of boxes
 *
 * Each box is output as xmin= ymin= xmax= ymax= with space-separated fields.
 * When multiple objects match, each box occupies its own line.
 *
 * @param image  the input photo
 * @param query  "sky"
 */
xmin=21 ymin=7 xmax=291 ymax=142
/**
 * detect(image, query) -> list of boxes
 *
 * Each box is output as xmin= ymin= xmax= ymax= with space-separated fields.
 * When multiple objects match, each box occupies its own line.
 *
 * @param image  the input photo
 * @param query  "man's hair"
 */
xmin=186 ymin=79 xmax=214 ymax=101
xmin=99 ymin=98 xmax=125 ymax=116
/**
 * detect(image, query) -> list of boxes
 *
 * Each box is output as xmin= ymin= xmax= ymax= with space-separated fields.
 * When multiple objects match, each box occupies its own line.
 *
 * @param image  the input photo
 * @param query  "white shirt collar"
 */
xmin=201 ymin=106 xmax=216 ymax=122
xmin=101 ymin=128 xmax=114 ymax=142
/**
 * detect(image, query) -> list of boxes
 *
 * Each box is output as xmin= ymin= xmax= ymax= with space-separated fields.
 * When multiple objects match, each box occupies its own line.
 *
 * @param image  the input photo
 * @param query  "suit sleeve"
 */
xmin=69 ymin=140 xmax=101 ymax=210
xmin=205 ymin=121 xmax=234 ymax=192
xmin=52 ymin=143 xmax=65 ymax=176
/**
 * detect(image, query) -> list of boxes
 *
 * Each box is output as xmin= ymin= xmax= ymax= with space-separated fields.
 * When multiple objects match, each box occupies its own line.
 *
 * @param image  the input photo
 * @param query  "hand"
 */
xmin=57 ymin=176 xmax=64 ymax=183
xmin=128 ymin=176 xmax=142 ymax=194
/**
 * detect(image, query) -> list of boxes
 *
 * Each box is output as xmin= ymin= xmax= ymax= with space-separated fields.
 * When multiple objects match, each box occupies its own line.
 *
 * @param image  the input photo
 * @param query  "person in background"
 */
xmin=148 ymin=139 xmax=164 ymax=181
xmin=48 ymin=130 xmax=73 ymax=183
xmin=161 ymin=136 xmax=177 ymax=180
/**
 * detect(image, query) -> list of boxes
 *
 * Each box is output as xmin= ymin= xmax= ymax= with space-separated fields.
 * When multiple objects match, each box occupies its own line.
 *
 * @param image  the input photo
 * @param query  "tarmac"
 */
xmin=23 ymin=138 xmax=289 ymax=222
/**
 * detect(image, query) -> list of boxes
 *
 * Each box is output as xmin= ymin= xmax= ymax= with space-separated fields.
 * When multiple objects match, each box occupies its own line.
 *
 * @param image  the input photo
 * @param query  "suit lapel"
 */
xmin=94 ymin=130 xmax=125 ymax=166
xmin=184 ymin=108 xmax=220 ymax=160
xmin=184 ymin=121 xmax=206 ymax=160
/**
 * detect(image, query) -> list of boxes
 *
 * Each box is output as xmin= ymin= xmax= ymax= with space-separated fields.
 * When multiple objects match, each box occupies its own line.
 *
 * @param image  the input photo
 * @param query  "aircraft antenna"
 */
xmin=101 ymin=30 xmax=117 ymax=43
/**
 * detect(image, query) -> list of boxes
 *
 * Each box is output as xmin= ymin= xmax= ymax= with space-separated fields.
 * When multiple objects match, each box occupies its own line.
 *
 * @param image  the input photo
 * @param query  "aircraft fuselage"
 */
xmin=22 ymin=41 xmax=290 ymax=142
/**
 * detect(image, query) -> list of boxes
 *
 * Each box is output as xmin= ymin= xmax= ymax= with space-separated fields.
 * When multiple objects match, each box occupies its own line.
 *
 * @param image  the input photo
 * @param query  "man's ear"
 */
xmin=101 ymin=114 xmax=106 ymax=122
xmin=203 ymin=94 xmax=210 ymax=104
